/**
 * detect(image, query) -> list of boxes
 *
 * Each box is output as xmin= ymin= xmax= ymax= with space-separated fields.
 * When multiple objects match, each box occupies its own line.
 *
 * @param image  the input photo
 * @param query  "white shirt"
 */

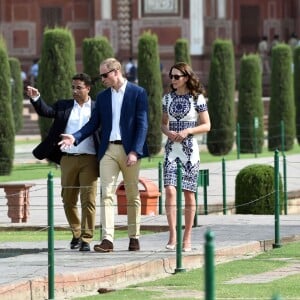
xmin=109 ymin=81 xmax=127 ymax=141
xmin=64 ymin=99 xmax=96 ymax=154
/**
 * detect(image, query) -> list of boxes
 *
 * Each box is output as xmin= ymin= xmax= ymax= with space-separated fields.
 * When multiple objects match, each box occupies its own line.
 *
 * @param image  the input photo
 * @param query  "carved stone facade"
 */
xmin=0 ymin=0 xmax=299 ymax=81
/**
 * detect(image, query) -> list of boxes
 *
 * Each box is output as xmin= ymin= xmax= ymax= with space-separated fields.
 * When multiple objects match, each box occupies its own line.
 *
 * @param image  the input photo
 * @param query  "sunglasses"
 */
xmin=169 ymin=74 xmax=186 ymax=80
xmin=99 ymin=69 xmax=115 ymax=79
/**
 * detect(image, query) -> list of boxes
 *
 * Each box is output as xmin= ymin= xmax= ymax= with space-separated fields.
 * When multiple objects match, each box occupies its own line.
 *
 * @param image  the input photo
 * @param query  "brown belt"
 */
xmin=62 ymin=153 xmax=93 ymax=156
xmin=109 ymin=140 xmax=122 ymax=145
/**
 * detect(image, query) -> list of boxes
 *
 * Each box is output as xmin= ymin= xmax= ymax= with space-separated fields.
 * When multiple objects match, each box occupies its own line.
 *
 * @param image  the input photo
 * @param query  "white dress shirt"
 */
xmin=64 ymin=99 xmax=96 ymax=154
xmin=109 ymin=80 xmax=127 ymax=141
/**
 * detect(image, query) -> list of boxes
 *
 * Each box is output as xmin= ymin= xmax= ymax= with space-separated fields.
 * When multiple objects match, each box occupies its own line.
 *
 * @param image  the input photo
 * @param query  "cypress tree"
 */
xmin=137 ymin=31 xmax=163 ymax=156
xmin=294 ymin=45 xmax=300 ymax=144
xmin=174 ymin=38 xmax=191 ymax=65
xmin=237 ymin=54 xmax=264 ymax=153
xmin=82 ymin=37 xmax=114 ymax=100
xmin=207 ymin=39 xmax=235 ymax=155
xmin=268 ymin=44 xmax=295 ymax=151
xmin=9 ymin=57 xmax=24 ymax=133
xmin=0 ymin=36 xmax=15 ymax=175
xmin=38 ymin=27 xmax=76 ymax=141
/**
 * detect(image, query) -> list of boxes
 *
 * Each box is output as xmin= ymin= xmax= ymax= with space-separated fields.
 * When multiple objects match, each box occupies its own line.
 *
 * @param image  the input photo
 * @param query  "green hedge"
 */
xmin=82 ymin=37 xmax=114 ymax=100
xmin=0 ymin=36 xmax=15 ymax=175
xmin=237 ymin=54 xmax=264 ymax=153
xmin=268 ymin=44 xmax=295 ymax=151
xmin=207 ymin=39 xmax=235 ymax=155
xmin=235 ymin=164 xmax=283 ymax=214
xmin=9 ymin=57 xmax=24 ymax=133
xmin=38 ymin=27 xmax=76 ymax=140
xmin=137 ymin=31 xmax=163 ymax=156
xmin=174 ymin=38 xmax=191 ymax=65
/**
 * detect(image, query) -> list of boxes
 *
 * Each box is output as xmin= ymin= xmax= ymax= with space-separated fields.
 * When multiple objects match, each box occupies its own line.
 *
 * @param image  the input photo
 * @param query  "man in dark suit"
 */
xmin=59 ymin=58 xmax=149 ymax=252
xmin=26 ymin=73 xmax=99 ymax=252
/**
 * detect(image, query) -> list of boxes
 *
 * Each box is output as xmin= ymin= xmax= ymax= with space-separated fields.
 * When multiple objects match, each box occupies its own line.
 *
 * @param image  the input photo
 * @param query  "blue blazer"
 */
xmin=73 ymin=82 xmax=149 ymax=161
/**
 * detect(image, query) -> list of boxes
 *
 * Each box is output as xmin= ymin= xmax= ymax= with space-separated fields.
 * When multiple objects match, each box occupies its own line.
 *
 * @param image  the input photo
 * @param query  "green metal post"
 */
xmin=222 ymin=158 xmax=227 ymax=215
xmin=273 ymin=150 xmax=281 ymax=249
xmin=47 ymin=172 xmax=55 ymax=299
xmin=158 ymin=161 xmax=163 ymax=215
xmin=253 ymin=117 xmax=258 ymax=158
xmin=280 ymin=120 xmax=285 ymax=154
xmin=193 ymin=172 xmax=199 ymax=227
xmin=236 ymin=123 xmax=240 ymax=159
xmin=199 ymin=169 xmax=209 ymax=215
xmin=283 ymin=154 xmax=287 ymax=215
xmin=205 ymin=229 xmax=215 ymax=300
xmin=175 ymin=161 xmax=185 ymax=273
xmin=203 ymin=173 xmax=208 ymax=215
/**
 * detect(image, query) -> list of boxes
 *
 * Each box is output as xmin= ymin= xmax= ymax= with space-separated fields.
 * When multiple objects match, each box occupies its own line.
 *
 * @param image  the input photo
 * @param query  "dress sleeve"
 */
xmin=196 ymin=94 xmax=208 ymax=113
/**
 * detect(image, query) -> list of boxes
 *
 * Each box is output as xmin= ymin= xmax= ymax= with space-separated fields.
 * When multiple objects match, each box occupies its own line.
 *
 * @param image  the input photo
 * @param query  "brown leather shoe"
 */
xmin=94 ymin=239 xmax=113 ymax=253
xmin=128 ymin=238 xmax=140 ymax=251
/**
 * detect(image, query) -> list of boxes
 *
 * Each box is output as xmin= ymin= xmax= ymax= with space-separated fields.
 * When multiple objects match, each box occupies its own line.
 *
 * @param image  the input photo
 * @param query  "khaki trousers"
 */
xmin=60 ymin=154 xmax=98 ymax=243
xmin=100 ymin=144 xmax=141 ymax=242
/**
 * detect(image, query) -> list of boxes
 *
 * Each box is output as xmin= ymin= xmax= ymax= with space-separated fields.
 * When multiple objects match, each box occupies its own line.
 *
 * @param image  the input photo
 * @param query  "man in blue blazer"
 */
xmin=59 ymin=58 xmax=149 ymax=252
xmin=27 ymin=73 xmax=99 ymax=252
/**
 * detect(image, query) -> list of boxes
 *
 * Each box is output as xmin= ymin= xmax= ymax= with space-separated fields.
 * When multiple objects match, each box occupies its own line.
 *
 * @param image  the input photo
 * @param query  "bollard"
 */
xmin=205 ymin=229 xmax=215 ymax=300
xmin=236 ymin=123 xmax=240 ymax=159
xmin=222 ymin=158 xmax=227 ymax=215
xmin=282 ymin=154 xmax=287 ymax=215
xmin=175 ymin=162 xmax=185 ymax=273
xmin=280 ymin=120 xmax=285 ymax=154
xmin=158 ymin=161 xmax=163 ymax=215
xmin=253 ymin=117 xmax=259 ymax=158
xmin=273 ymin=150 xmax=281 ymax=249
xmin=199 ymin=169 xmax=209 ymax=215
xmin=47 ymin=172 xmax=55 ymax=299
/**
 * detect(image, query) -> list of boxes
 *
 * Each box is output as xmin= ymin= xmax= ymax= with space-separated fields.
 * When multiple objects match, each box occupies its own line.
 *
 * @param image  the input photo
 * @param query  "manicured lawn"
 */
xmin=1 ymin=142 xmax=299 ymax=182
xmin=74 ymin=241 xmax=300 ymax=299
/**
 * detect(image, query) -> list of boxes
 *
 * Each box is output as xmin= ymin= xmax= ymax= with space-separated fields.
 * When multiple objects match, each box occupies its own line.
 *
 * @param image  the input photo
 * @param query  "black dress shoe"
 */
xmin=70 ymin=237 xmax=80 ymax=249
xmin=128 ymin=238 xmax=140 ymax=251
xmin=79 ymin=241 xmax=90 ymax=252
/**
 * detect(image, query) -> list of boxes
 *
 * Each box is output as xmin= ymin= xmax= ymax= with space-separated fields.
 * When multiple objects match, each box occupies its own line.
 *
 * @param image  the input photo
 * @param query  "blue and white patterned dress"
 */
xmin=162 ymin=92 xmax=208 ymax=192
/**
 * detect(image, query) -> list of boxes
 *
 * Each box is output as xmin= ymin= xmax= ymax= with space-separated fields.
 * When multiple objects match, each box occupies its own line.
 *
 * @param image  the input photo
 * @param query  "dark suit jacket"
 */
xmin=73 ymin=81 xmax=149 ymax=161
xmin=30 ymin=98 xmax=99 ymax=164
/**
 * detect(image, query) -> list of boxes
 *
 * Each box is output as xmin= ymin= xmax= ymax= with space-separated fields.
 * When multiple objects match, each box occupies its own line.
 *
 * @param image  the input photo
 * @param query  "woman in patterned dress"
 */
xmin=161 ymin=62 xmax=211 ymax=251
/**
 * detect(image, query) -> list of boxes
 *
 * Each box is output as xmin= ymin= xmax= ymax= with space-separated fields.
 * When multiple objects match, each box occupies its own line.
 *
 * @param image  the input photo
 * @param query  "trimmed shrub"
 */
xmin=235 ymin=164 xmax=283 ymax=214
xmin=137 ymin=31 xmax=163 ymax=156
xmin=9 ymin=57 xmax=24 ymax=133
xmin=37 ymin=27 xmax=76 ymax=141
xmin=207 ymin=39 xmax=235 ymax=155
xmin=82 ymin=37 xmax=114 ymax=100
xmin=237 ymin=54 xmax=264 ymax=153
xmin=294 ymin=45 xmax=300 ymax=144
xmin=268 ymin=44 xmax=295 ymax=151
xmin=0 ymin=36 xmax=15 ymax=175
xmin=174 ymin=38 xmax=191 ymax=65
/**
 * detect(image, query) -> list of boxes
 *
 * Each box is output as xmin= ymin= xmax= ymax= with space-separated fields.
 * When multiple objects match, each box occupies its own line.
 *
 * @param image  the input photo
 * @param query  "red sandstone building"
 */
xmin=0 ymin=0 xmax=300 ymax=82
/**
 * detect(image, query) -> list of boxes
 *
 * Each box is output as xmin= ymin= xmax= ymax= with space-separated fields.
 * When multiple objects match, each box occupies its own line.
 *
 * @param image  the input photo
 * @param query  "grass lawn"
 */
xmin=1 ymin=142 xmax=300 ymax=182
xmin=74 ymin=241 xmax=300 ymax=299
